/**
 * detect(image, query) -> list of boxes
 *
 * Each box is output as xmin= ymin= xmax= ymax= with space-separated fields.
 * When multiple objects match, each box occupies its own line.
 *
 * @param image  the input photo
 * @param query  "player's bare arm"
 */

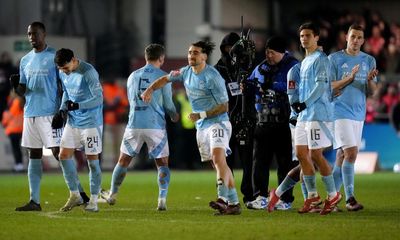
xmin=332 ymin=64 xmax=359 ymax=92
xmin=367 ymin=68 xmax=379 ymax=95
xmin=188 ymin=102 xmax=228 ymax=122
xmin=141 ymin=75 xmax=169 ymax=103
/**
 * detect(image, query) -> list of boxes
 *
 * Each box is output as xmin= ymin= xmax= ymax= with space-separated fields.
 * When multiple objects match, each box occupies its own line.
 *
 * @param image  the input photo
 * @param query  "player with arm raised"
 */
xmin=142 ymin=41 xmax=241 ymax=215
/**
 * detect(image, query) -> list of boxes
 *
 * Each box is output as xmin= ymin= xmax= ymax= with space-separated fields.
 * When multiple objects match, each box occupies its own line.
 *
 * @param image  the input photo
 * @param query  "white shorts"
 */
xmin=197 ymin=121 xmax=232 ymax=162
xmin=60 ymin=124 xmax=103 ymax=155
xmin=120 ymin=128 xmax=169 ymax=159
xmin=295 ymin=121 xmax=333 ymax=149
xmin=21 ymin=116 xmax=63 ymax=148
xmin=334 ymin=119 xmax=364 ymax=150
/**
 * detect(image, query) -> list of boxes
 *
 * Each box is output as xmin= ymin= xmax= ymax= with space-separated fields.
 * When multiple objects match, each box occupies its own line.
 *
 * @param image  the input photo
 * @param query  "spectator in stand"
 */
xmin=103 ymin=77 xmax=129 ymax=163
xmin=365 ymin=97 xmax=379 ymax=123
xmin=2 ymin=92 xmax=25 ymax=172
xmin=0 ymin=52 xmax=17 ymax=121
xmin=384 ymin=37 xmax=400 ymax=73
xmin=381 ymin=83 xmax=400 ymax=115
xmin=366 ymin=25 xmax=385 ymax=57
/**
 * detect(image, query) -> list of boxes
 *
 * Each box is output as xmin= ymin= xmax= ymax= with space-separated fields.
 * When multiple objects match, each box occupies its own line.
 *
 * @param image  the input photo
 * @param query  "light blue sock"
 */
xmin=300 ymin=181 xmax=308 ymax=200
xmin=28 ymin=159 xmax=42 ymax=204
xmin=88 ymin=160 xmax=102 ymax=195
xmin=303 ymin=175 xmax=317 ymax=198
xmin=332 ymin=165 xmax=342 ymax=192
xmin=70 ymin=160 xmax=85 ymax=193
xmin=321 ymin=174 xmax=337 ymax=198
xmin=228 ymin=188 xmax=239 ymax=205
xmin=111 ymin=164 xmax=127 ymax=194
xmin=157 ymin=166 xmax=170 ymax=199
xmin=217 ymin=178 xmax=229 ymax=202
xmin=60 ymin=159 xmax=79 ymax=192
xmin=276 ymin=175 xmax=297 ymax=196
xmin=342 ymin=160 xmax=355 ymax=201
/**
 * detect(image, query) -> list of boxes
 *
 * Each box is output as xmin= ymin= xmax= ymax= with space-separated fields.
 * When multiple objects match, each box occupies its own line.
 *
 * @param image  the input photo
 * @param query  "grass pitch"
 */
xmin=0 ymin=170 xmax=399 ymax=240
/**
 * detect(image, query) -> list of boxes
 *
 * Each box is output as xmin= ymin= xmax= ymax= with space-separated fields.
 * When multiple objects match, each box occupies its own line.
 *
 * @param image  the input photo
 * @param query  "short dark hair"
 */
xmin=348 ymin=24 xmax=364 ymax=33
xmin=145 ymin=44 xmax=165 ymax=61
xmin=191 ymin=41 xmax=215 ymax=56
xmin=298 ymin=22 xmax=320 ymax=36
xmin=29 ymin=21 xmax=46 ymax=32
xmin=54 ymin=48 xmax=74 ymax=67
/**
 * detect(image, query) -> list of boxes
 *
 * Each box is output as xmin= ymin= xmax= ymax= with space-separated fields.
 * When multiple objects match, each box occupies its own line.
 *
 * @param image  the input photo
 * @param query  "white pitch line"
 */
xmin=38 ymin=208 xmax=241 ymax=223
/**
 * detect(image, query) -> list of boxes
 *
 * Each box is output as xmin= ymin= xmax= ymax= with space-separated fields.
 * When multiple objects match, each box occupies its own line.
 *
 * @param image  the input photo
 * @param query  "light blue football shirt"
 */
xmin=168 ymin=65 xmax=229 ymax=129
xmin=19 ymin=46 xmax=60 ymax=117
xmin=59 ymin=60 xmax=103 ymax=128
xmin=328 ymin=50 xmax=377 ymax=121
xmin=126 ymin=64 xmax=177 ymax=129
xmin=298 ymin=50 xmax=333 ymax=122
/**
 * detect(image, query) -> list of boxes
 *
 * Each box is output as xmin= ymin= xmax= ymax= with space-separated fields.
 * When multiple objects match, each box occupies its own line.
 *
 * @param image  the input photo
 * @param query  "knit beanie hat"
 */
xmin=220 ymin=32 xmax=240 ymax=52
xmin=265 ymin=36 xmax=286 ymax=53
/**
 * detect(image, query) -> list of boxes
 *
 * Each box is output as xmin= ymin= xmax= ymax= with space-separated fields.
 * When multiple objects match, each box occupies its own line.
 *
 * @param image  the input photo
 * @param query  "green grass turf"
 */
xmin=0 ymin=170 xmax=399 ymax=240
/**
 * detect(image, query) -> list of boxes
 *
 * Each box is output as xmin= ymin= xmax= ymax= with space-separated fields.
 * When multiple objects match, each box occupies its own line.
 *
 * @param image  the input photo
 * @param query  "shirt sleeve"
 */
xmin=209 ymin=71 xmax=229 ymax=104
xmin=162 ymin=82 xmax=178 ymax=118
xmin=328 ymin=55 xmax=339 ymax=81
xmin=168 ymin=67 xmax=185 ymax=82
xmin=304 ymin=57 xmax=329 ymax=107
xmin=19 ymin=62 xmax=27 ymax=85
xmin=78 ymin=69 xmax=103 ymax=109
xmin=287 ymin=64 xmax=300 ymax=104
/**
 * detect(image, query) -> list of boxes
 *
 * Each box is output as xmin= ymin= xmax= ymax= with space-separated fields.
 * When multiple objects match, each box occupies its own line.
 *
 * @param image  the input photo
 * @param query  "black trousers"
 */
xmin=252 ymin=122 xmax=297 ymax=203
xmin=227 ymin=123 xmax=255 ymax=203
xmin=9 ymin=133 xmax=23 ymax=164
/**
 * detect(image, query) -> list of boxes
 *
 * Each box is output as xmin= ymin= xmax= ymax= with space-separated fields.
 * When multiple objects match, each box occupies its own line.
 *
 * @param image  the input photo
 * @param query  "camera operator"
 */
xmin=244 ymin=36 xmax=299 ymax=210
xmin=214 ymin=32 xmax=256 ymax=206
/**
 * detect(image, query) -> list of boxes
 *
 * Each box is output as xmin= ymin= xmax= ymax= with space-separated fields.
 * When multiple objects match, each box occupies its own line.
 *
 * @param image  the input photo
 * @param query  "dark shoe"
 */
xmin=16 ymin=200 xmax=42 ymax=211
xmin=346 ymin=196 xmax=364 ymax=211
xmin=80 ymin=191 xmax=90 ymax=204
xmin=209 ymin=198 xmax=228 ymax=214
xmin=224 ymin=204 xmax=242 ymax=215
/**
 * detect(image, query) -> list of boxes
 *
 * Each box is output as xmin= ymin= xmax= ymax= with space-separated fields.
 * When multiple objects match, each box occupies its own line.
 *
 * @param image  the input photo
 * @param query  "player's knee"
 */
xmin=117 ymin=154 xmax=132 ymax=167
xmin=29 ymin=148 xmax=43 ymax=159
xmin=344 ymin=147 xmax=358 ymax=162
xmin=59 ymin=151 xmax=73 ymax=160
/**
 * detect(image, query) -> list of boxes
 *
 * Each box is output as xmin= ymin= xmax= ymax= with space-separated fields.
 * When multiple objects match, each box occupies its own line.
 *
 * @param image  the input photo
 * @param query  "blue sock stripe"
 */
xmin=303 ymin=175 xmax=317 ymax=193
xmin=228 ymin=188 xmax=239 ymax=204
xmin=88 ymin=160 xmax=102 ymax=195
xmin=300 ymin=181 xmax=308 ymax=200
xmin=217 ymin=182 xmax=229 ymax=200
xmin=158 ymin=166 xmax=170 ymax=199
xmin=60 ymin=159 xmax=79 ymax=192
xmin=321 ymin=174 xmax=337 ymax=195
xmin=332 ymin=165 xmax=343 ymax=192
xmin=28 ymin=158 xmax=42 ymax=204
xmin=111 ymin=164 xmax=128 ymax=194
xmin=342 ymin=160 xmax=355 ymax=200
xmin=277 ymin=175 xmax=298 ymax=194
